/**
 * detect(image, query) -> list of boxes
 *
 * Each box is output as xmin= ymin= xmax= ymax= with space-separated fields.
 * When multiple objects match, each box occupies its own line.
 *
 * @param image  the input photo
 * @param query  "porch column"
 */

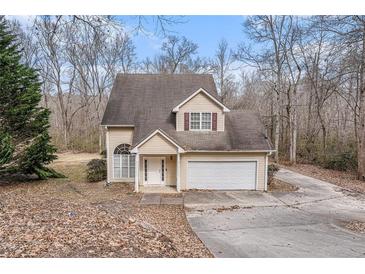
xmin=176 ymin=152 xmax=181 ymax=192
xmin=134 ymin=151 xmax=139 ymax=192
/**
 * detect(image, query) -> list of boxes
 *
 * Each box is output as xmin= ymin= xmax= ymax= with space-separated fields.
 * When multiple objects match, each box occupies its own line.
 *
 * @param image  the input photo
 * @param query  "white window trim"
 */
xmin=189 ymin=112 xmax=212 ymax=131
xmin=112 ymin=154 xmax=135 ymax=179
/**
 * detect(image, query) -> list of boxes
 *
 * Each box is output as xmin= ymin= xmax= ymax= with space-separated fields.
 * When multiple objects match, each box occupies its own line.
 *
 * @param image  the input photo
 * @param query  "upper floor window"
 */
xmin=190 ymin=112 xmax=212 ymax=131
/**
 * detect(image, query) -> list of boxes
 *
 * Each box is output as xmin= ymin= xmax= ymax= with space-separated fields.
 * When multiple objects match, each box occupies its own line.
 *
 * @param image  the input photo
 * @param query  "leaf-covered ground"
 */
xmin=268 ymin=178 xmax=299 ymax=192
xmin=345 ymin=220 xmax=365 ymax=234
xmin=281 ymin=163 xmax=365 ymax=194
xmin=0 ymin=153 xmax=212 ymax=258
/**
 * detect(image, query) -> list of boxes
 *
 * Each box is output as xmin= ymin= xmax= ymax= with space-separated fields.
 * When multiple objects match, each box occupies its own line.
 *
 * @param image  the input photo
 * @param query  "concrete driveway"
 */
xmin=184 ymin=168 xmax=365 ymax=257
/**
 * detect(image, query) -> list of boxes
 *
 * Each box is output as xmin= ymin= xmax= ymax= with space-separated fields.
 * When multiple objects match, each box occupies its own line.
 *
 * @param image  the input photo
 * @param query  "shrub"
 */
xmin=86 ymin=159 xmax=107 ymax=182
xmin=321 ymin=152 xmax=357 ymax=172
xmin=267 ymin=164 xmax=279 ymax=185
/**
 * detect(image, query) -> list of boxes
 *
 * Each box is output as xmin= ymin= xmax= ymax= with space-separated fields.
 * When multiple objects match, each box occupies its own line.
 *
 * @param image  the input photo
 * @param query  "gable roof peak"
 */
xmin=172 ymin=87 xmax=230 ymax=113
xmin=101 ymin=73 xmax=219 ymax=127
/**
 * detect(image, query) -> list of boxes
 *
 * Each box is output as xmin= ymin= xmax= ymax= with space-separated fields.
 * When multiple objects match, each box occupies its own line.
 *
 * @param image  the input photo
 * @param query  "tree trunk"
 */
xmin=289 ymin=93 xmax=297 ymax=164
xmin=317 ymin=103 xmax=327 ymax=158
xmin=270 ymin=93 xmax=274 ymax=140
xmin=291 ymin=106 xmax=297 ymax=164
xmin=357 ymin=24 xmax=365 ymax=181
xmin=99 ymin=127 xmax=105 ymax=154
xmin=274 ymin=90 xmax=280 ymax=162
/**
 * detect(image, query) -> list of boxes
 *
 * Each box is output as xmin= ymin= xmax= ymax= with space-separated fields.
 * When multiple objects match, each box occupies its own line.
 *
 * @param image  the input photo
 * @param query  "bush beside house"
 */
xmin=86 ymin=159 xmax=107 ymax=182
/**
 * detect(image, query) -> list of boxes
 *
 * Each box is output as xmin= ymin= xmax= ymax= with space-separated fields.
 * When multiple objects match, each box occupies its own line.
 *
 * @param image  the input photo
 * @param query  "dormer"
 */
xmin=172 ymin=88 xmax=230 ymax=132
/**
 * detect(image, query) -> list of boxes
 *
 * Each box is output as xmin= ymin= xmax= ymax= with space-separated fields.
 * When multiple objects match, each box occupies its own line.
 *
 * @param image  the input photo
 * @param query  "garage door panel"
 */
xmin=187 ymin=161 xmax=257 ymax=190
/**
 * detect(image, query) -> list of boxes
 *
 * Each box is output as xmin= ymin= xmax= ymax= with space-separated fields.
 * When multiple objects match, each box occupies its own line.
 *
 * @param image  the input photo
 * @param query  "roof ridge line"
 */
xmin=116 ymin=73 xmax=214 ymax=76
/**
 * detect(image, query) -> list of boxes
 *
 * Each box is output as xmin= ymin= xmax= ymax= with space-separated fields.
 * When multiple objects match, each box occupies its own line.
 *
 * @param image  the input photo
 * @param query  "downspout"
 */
xmin=264 ymin=151 xmax=272 ymax=192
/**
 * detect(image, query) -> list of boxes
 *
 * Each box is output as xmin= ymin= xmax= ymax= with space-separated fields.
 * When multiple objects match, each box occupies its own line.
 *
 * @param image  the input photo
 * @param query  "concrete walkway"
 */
xmin=140 ymin=193 xmax=184 ymax=205
xmin=185 ymin=168 xmax=365 ymax=257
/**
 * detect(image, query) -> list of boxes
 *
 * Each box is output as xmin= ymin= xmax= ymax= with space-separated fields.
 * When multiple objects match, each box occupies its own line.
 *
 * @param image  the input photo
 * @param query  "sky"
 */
xmin=8 ymin=15 xmax=249 ymax=65
xmin=121 ymin=16 xmax=247 ymax=60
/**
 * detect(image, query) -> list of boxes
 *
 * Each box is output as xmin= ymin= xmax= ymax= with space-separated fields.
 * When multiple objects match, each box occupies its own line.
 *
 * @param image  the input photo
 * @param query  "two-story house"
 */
xmin=101 ymin=74 xmax=273 ymax=192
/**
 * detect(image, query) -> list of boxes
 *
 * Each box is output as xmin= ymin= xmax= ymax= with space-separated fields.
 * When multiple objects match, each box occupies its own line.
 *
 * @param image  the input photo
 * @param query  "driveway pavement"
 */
xmin=184 ymin=168 xmax=365 ymax=257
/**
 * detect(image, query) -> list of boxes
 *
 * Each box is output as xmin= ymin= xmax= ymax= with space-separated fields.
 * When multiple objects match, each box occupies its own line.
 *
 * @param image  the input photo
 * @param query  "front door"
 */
xmin=144 ymin=157 xmax=165 ymax=185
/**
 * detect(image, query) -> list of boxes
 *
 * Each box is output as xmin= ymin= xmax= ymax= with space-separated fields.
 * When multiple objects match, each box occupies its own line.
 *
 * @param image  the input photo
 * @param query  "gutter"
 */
xmin=101 ymin=125 xmax=135 ymax=128
xmin=184 ymin=150 xmax=276 ymax=153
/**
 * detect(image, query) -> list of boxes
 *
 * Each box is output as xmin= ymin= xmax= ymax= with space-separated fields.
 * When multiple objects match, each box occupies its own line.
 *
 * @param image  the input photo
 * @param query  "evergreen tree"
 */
xmin=0 ymin=16 xmax=63 ymax=179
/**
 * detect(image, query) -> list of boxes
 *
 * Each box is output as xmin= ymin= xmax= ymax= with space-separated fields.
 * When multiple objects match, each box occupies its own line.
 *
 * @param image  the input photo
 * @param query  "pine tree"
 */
xmin=0 ymin=16 xmax=63 ymax=179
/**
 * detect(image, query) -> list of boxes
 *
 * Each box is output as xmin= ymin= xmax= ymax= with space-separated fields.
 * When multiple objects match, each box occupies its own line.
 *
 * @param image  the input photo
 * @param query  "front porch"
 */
xmin=134 ymin=153 xmax=181 ymax=193
xmin=131 ymin=130 xmax=184 ymax=193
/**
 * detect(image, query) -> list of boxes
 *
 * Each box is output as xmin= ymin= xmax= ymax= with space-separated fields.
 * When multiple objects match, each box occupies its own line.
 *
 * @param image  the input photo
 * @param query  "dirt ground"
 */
xmin=0 ymin=153 xmax=212 ymax=258
xmin=268 ymin=178 xmax=299 ymax=192
xmin=280 ymin=163 xmax=365 ymax=194
xmin=345 ymin=220 xmax=365 ymax=234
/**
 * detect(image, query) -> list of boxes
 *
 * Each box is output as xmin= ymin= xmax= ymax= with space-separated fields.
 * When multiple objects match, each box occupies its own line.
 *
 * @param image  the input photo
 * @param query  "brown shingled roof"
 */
xmin=101 ymin=74 xmax=272 ymax=151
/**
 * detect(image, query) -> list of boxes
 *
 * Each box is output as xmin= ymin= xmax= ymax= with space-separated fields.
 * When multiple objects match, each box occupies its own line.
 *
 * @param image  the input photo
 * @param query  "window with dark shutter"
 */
xmin=212 ymin=112 xmax=217 ymax=131
xmin=184 ymin=112 xmax=189 ymax=131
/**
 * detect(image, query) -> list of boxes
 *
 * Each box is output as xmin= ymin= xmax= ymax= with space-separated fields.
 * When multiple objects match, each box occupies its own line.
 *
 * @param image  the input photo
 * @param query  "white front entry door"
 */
xmin=144 ymin=157 xmax=165 ymax=185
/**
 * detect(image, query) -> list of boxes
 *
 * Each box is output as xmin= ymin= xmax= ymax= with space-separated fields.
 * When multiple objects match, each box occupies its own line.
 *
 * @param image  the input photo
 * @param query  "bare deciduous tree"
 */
xmin=10 ymin=15 xmax=365 ymax=180
xmin=236 ymin=16 xmax=296 ymax=162
xmin=140 ymin=35 xmax=210 ymax=74
xmin=211 ymin=39 xmax=236 ymax=103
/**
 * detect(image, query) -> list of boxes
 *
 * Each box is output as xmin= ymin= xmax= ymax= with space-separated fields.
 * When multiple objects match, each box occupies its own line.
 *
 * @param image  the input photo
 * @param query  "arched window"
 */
xmin=113 ymin=144 xmax=135 ymax=179
xmin=114 ymin=144 xmax=131 ymax=154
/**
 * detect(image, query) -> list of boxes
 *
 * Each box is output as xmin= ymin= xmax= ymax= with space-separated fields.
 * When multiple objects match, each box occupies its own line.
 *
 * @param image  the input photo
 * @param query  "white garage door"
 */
xmin=187 ymin=161 xmax=257 ymax=190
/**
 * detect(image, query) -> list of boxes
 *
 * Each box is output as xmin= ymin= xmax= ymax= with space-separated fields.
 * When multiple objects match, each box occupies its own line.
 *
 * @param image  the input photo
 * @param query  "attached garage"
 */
xmin=187 ymin=161 xmax=257 ymax=190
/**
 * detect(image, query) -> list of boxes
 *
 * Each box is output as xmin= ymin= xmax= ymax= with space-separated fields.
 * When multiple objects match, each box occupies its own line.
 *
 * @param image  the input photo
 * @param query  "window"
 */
xmin=189 ymin=112 xmax=212 ymax=131
xmin=114 ymin=143 xmax=131 ymax=154
xmin=202 ymin=113 xmax=212 ymax=130
xmin=122 ymin=155 xmax=129 ymax=177
xmin=190 ymin=112 xmax=200 ymax=130
xmin=161 ymin=159 xmax=165 ymax=181
xmin=144 ymin=159 xmax=147 ymax=181
xmin=113 ymin=144 xmax=135 ymax=179
xmin=113 ymin=154 xmax=121 ymax=178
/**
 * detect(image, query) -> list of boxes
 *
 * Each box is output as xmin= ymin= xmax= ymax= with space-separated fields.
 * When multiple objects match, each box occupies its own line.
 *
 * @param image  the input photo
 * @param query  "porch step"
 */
xmin=140 ymin=193 xmax=161 ymax=205
xmin=140 ymin=193 xmax=184 ymax=206
xmin=139 ymin=185 xmax=178 ymax=194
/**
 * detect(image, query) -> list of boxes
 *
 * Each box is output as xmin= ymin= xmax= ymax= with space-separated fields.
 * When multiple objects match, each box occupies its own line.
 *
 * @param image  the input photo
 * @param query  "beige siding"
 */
xmin=106 ymin=127 xmax=134 ymax=182
xmin=166 ymin=155 xmax=177 ymax=186
xmin=179 ymin=152 xmax=267 ymax=191
xmin=138 ymin=133 xmax=177 ymax=154
xmin=176 ymin=92 xmax=225 ymax=131
xmin=138 ymin=155 xmax=176 ymax=186
xmin=136 ymin=133 xmax=178 ymax=186
xmin=139 ymin=156 xmax=143 ymax=185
